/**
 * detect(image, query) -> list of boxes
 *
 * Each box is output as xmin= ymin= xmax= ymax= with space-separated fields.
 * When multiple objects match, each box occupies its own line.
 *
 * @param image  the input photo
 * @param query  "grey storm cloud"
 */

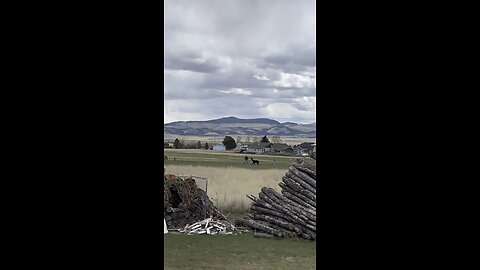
xmin=165 ymin=56 xmax=222 ymax=74
xmin=164 ymin=0 xmax=316 ymax=124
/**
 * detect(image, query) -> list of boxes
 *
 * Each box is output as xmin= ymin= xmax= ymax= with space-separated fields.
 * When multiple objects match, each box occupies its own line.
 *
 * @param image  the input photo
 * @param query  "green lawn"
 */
xmin=164 ymin=149 xmax=315 ymax=170
xmin=163 ymin=233 xmax=316 ymax=270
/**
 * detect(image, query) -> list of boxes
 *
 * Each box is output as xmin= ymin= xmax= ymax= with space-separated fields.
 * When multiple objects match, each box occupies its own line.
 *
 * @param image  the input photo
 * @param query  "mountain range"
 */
xmin=164 ymin=116 xmax=316 ymax=136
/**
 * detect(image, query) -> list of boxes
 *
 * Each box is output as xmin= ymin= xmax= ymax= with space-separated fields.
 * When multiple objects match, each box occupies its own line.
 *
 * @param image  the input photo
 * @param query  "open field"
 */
xmin=165 ymin=165 xmax=285 ymax=212
xmin=164 ymin=149 xmax=315 ymax=170
xmin=164 ymin=150 xmax=315 ymax=212
xmin=164 ymin=233 xmax=316 ymax=270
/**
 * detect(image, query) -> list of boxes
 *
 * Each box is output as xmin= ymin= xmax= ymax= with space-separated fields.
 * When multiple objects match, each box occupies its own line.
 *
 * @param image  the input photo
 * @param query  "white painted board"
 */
xmin=164 ymin=218 xmax=168 ymax=234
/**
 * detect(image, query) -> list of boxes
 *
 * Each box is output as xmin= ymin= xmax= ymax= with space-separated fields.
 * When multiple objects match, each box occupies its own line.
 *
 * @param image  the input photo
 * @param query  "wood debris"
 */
xmin=164 ymin=175 xmax=227 ymax=229
xmin=178 ymin=217 xmax=237 ymax=235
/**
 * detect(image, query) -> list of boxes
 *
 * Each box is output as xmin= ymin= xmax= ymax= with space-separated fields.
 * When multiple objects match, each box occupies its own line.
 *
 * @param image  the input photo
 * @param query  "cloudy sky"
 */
xmin=164 ymin=0 xmax=316 ymax=124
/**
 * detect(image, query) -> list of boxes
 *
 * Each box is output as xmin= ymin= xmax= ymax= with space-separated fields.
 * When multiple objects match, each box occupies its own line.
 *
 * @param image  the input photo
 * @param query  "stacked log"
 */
xmin=164 ymin=175 xmax=226 ymax=229
xmin=235 ymin=160 xmax=316 ymax=240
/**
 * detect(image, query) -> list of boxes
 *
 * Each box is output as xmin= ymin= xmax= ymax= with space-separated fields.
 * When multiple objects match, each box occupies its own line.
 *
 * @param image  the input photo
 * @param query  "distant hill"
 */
xmin=164 ymin=116 xmax=316 ymax=136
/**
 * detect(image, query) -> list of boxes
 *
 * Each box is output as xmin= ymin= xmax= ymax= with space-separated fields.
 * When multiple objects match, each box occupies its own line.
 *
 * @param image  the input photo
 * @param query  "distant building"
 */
xmin=295 ymin=142 xmax=315 ymax=156
xmin=212 ymin=145 xmax=226 ymax=151
xmin=246 ymin=142 xmax=272 ymax=153
xmin=271 ymin=143 xmax=292 ymax=154
xmin=163 ymin=142 xmax=175 ymax=148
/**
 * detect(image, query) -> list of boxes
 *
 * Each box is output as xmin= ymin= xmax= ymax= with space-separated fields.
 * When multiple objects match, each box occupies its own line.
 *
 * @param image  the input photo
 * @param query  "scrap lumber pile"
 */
xmin=177 ymin=217 xmax=237 ymax=235
xmin=164 ymin=175 xmax=227 ymax=229
xmin=235 ymin=160 xmax=316 ymax=240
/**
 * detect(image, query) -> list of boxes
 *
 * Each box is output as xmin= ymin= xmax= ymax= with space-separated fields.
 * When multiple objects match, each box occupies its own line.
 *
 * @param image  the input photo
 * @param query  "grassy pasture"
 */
xmin=165 ymin=165 xmax=285 ymax=212
xmin=164 ymin=233 xmax=316 ymax=270
xmin=164 ymin=149 xmax=315 ymax=170
xmin=164 ymin=150 xmax=315 ymax=212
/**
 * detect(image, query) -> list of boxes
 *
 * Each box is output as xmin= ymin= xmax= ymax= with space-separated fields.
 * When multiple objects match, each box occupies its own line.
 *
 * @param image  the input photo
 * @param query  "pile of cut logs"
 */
xmin=235 ymin=160 xmax=316 ymax=240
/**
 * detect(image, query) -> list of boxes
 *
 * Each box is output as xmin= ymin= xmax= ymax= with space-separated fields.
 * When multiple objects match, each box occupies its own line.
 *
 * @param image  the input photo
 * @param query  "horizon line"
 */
xmin=164 ymin=116 xmax=316 ymax=125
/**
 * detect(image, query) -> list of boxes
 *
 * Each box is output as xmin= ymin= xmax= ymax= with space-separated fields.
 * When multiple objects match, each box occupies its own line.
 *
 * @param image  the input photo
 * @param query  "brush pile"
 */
xmin=177 ymin=217 xmax=237 ymax=235
xmin=164 ymin=175 xmax=228 ymax=229
xmin=235 ymin=160 xmax=316 ymax=240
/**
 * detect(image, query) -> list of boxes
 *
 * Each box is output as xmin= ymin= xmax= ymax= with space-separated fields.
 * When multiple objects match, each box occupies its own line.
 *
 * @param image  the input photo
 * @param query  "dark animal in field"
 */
xmin=244 ymin=155 xmax=249 ymax=163
xmin=250 ymin=157 xmax=259 ymax=165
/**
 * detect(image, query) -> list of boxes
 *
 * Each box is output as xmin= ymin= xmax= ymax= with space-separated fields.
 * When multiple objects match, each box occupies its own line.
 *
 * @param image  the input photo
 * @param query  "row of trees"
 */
xmin=165 ymin=136 xmax=238 ymax=150
xmin=233 ymin=135 xmax=282 ymax=144
xmin=165 ymin=135 xmax=283 ymax=150
xmin=164 ymin=139 xmax=209 ymax=149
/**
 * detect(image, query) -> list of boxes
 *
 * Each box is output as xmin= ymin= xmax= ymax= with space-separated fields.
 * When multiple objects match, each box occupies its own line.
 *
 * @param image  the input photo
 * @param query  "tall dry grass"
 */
xmin=165 ymin=165 xmax=285 ymax=212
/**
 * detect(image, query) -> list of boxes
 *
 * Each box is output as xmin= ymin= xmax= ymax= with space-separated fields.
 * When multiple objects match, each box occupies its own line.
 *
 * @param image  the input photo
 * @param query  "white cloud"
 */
xmin=292 ymin=96 xmax=316 ymax=111
xmin=219 ymin=88 xmax=253 ymax=96
xmin=260 ymin=103 xmax=316 ymax=123
xmin=253 ymin=73 xmax=270 ymax=81
xmin=273 ymin=73 xmax=316 ymax=88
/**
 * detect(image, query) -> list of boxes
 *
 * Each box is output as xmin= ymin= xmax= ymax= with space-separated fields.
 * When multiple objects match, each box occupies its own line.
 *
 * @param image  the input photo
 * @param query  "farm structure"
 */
xmin=245 ymin=142 xmax=272 ymax=153
xmin=243 ymin=142 xmax=313 ymax=156
xmin=212 ymin=145 xmax=226 ymax=151
xmin=295 ymin=142 xmax=315 ymax=156
xmin=270 ymin=143 xmax=293 ymax=154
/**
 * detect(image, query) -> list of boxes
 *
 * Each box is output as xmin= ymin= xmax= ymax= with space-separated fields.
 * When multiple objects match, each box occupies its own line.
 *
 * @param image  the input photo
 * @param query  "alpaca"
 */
xmin=250 ymin=157 xmax=259 ymax=165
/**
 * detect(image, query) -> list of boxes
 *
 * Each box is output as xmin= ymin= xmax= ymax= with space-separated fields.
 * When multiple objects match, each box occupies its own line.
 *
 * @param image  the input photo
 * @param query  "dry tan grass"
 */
xmin=165 ymin=165 xmax=286 ymax=212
